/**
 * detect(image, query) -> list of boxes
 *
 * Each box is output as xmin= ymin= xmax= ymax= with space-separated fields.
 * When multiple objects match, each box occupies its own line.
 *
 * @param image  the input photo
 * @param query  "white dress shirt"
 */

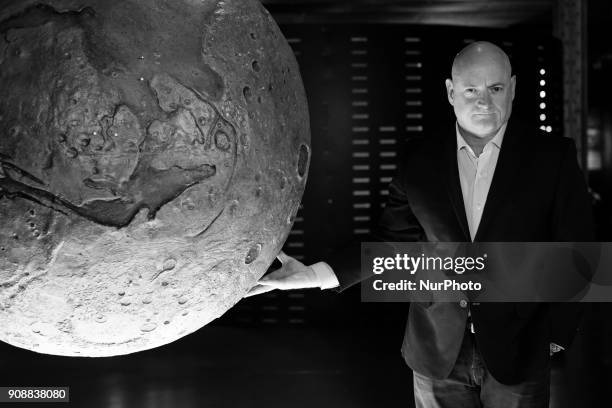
xmin=456 ymin=123 xmax=507 ymax=241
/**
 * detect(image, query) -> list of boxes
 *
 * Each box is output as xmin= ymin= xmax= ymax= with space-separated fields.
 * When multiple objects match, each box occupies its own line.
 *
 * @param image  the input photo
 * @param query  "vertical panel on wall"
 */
xmin=350 ymin=34 xmax=372 ymax=236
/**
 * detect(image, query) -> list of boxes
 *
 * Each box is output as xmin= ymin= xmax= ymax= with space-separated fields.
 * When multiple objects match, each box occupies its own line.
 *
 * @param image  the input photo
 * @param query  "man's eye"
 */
xmin=491 ymin=86 xmax=503 ymax=93
xmin=464 ymin=89 xmax=475 ymax=95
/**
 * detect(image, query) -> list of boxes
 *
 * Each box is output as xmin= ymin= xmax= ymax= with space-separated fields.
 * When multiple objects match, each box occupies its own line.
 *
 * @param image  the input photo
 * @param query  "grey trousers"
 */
xmin=413 ymin=329 xmax=550 ymax=408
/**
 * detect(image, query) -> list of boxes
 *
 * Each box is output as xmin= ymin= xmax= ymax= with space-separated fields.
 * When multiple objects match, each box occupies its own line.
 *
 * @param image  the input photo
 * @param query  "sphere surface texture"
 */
xmin=0 ymin=0 xmax=310 ymax=356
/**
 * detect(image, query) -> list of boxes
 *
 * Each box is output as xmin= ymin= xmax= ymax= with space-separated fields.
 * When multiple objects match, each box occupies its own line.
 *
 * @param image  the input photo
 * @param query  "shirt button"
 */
xmin=459 ymin=299 xmax=468 ymax=308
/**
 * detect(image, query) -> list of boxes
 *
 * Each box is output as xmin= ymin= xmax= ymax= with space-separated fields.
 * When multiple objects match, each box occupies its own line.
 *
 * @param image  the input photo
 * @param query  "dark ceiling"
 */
xmin=261 ymin=0 xmax=555 ymax=27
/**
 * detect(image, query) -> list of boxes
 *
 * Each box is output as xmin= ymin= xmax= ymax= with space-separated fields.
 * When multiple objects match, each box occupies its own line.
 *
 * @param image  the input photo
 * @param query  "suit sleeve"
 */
xmin=331 ymin=161 xmax=426 ymax=292
xmin=372 ymin=170 xmax=428 ymax=243
xmin=549 ymin=139 xmax=595 ymax=349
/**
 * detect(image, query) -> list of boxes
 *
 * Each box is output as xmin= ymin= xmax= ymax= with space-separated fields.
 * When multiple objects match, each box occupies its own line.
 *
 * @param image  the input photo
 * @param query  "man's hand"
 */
xmin=550 ymin=343 xmax=564 ymax=356
xmin=245 ymin=251 xmax=321 ymax=297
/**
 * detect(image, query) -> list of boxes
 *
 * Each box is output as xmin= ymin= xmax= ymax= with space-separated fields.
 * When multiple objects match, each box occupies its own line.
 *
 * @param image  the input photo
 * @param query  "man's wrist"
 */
xmin=310 ymin=262 xmax=339 ymax=289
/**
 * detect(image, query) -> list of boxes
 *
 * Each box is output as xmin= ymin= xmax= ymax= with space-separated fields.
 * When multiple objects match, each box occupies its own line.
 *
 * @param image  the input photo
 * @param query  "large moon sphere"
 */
xmin=0 ymin=0 xmax=310 ymax=356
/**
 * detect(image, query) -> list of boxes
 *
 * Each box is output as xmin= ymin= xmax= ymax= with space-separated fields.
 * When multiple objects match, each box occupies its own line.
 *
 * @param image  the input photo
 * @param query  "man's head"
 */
xmin=445 ymin=41 xmax=516 ymax=139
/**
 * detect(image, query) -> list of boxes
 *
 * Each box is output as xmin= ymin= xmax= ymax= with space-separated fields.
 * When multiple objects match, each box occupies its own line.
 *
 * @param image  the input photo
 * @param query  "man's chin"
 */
xmin=466 ymin=123 xmax=500 ymax=138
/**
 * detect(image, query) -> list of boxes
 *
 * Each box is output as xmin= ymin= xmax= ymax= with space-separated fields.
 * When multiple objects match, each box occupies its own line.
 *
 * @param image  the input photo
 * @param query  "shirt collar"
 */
xmin=456 ymin=122 xmax=507 ymax=152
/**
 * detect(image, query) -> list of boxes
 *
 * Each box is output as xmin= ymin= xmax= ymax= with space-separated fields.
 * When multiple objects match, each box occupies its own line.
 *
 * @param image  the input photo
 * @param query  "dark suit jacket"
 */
xmin=333 ymin=120 xmax=595 ymax=385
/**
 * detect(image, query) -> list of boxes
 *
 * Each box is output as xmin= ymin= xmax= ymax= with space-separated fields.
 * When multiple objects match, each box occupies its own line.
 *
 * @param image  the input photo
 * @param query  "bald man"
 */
xmin=248 ymin=42 xmax=594 ymax=407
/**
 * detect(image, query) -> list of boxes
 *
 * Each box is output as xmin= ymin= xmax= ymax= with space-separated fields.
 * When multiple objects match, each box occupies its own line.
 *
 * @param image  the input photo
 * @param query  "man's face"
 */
xmin=445 ymin=59 xmax=516 ymax=138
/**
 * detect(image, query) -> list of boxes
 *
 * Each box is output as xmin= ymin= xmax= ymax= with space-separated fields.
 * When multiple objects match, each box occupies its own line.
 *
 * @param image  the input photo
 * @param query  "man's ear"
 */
xmin=445 ymin=79 xmax=454 ymax=106
xmin=510 ymin=75 xmax=516 ymax=101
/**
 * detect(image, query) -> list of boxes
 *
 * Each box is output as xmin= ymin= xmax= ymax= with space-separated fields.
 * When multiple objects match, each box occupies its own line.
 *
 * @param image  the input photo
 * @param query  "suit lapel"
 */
xmin=473 ymin=121 xmax=524 ymax=242
xmin=444 ymin=133 xmax=471 ymax=241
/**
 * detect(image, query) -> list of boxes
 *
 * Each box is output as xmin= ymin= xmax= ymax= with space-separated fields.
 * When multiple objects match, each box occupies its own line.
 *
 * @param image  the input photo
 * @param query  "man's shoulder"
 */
xmin=398 ymin=134 xmax=447 ymax=161
xmin=524 ymin=131 xmax=575 ymax=158
xmin=391 ymin=135 xmax=450 ymax=189
xmin=508 ymin=121 xmax=575 ymax=158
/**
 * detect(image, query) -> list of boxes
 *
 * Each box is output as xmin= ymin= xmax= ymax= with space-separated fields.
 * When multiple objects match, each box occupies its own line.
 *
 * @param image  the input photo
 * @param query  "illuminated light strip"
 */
xmin=380 ymin=151 xmax=397 ymax=158
xmin=353 ymin=203 xmax=371 ymax=209
xmin=353 ymin=216 xmax=371 ymax=222
xmin=352 ymin=152 xmax=370 ymax=158
xmin=537 ymin=63 xmax=550 ymax=132
xmin=380 ymin=164 xmax=397 ymax=170
xmin=353 ymin=190 xmax=371 ymax=196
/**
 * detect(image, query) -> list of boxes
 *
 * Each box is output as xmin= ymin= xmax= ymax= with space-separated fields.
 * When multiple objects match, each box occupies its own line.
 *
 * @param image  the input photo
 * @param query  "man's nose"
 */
xmin=475 ymin=91 xmax=492 ymax=109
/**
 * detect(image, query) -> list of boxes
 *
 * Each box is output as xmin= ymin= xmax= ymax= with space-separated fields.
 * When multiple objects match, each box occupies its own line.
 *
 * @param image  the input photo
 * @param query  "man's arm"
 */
xmin=326 ymin=169 xmax=426 ymax=292
xmin=245 ymin=252 xmax=338 ymax=297
xmin=549 ymin=139 xmax=595 ymax=349
xmin=246 ymin=160 xmax=426 ymax=296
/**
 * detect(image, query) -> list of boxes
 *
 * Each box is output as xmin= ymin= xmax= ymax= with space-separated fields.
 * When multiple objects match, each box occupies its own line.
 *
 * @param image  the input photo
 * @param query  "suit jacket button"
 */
xmin=459 ymin=299 xmax=468 ymax=308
